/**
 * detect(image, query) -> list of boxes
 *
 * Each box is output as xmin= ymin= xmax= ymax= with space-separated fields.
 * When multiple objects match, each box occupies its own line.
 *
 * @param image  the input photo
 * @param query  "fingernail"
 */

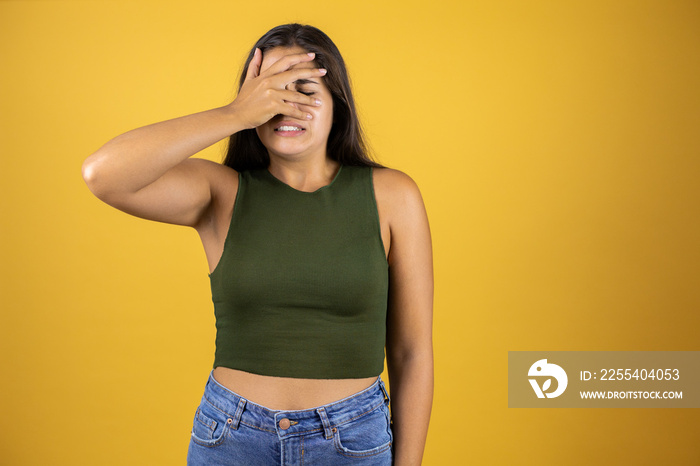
xmin=306 ymin=113 xmax=313 ymax=119
xmin=319 ymin=68 xmax=327 ymax=74
xmin=307 ymin=52 xmax=315 ymax=57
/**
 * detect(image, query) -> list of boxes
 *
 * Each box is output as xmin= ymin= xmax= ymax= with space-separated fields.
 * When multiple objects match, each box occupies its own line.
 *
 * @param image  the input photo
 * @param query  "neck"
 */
xmin=267 ymin=155 xmax=340 ymax=193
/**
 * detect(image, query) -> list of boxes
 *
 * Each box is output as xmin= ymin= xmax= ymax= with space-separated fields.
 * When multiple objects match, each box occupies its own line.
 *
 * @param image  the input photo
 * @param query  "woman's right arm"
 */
xmin=81 ymin=106 xmax=246 ymax=228
xmin=81 ymin=49 xmax=326 ymax=228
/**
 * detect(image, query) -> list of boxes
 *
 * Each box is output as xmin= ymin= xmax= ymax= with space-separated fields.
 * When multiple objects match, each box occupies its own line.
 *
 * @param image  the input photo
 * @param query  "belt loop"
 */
xmin=230 ymin=398 xmax=246 ymax=430
xmin=316 ymin=407 xmax=334 ymax=439
xmin=378 ymin=377 xmax=391 ymax=403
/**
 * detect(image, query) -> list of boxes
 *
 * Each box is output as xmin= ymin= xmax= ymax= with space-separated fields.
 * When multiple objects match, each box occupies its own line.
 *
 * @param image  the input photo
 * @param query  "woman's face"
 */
xmin=255 ymin=45 xmax=334 ymax=161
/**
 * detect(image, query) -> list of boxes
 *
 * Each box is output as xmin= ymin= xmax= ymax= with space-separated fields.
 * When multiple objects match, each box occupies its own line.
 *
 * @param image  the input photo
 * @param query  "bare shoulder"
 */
xmin=372 ymin=166 xmax=426 ymax=216
xmin=372 ymin=166 xmax=418 ymax=190
xmin=185 ymin=157 xmax=239 ymax=200
xmin=183 ymin=158 xmax=239 ymax=234
xmin=372 ymin=166 xmax=431 ymax=268
xmin=184 ymin=157 xmax=238 ymax=184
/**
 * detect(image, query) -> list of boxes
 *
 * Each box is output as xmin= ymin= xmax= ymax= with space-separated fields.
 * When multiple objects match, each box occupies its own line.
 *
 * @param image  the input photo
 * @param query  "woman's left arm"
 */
xmin=375 ymin=168 xmax=434 ymax=466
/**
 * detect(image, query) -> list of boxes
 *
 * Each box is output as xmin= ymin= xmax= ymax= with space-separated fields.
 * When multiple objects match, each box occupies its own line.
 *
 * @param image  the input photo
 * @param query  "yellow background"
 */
xmin=2 ymin=0 xmax=699 ymax=464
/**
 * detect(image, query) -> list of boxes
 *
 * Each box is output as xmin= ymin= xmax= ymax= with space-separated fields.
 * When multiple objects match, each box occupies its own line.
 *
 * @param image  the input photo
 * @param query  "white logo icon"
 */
xmin=528 ymin=359 xmax=568 ymax=398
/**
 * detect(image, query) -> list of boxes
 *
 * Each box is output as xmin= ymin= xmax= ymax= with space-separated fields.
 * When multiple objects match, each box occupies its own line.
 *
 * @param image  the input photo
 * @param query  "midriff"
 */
xmin=212 ymin=366 xmax=378 ymax=410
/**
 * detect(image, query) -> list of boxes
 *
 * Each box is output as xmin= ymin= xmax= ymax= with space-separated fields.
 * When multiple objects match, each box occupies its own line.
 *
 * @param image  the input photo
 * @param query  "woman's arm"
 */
xmin=82 ymin=107 xmax=244 ymax=227
xmin=81 ymin=49 xmax=325 ymax=228
xmin=375 ymin=169 xmax=434 ymax=466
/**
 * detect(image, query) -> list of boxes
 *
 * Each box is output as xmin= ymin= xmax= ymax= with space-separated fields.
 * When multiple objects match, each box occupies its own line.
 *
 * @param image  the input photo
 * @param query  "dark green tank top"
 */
xmin=209 ymin=165 xmax=389 ymax=379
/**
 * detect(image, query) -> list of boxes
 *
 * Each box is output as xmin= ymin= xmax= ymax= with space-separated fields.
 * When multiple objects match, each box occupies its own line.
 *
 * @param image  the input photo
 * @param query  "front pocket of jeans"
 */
xmin=333 ymin=404 xmax=392 ymax=458
xmin=190 ymin=401 xmax=231 ymax=448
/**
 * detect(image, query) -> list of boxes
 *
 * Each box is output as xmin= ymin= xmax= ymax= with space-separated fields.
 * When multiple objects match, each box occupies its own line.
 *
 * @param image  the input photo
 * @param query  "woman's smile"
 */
xmin=274 ymin=120 xmax=307 ymax=136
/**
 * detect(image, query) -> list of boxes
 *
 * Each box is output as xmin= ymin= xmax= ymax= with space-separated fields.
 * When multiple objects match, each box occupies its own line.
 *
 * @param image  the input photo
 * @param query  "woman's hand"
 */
xmin=228 ymin=48 xmax=327 ymax=129
xmin=81 ymin=49 xmax=327 ymax=239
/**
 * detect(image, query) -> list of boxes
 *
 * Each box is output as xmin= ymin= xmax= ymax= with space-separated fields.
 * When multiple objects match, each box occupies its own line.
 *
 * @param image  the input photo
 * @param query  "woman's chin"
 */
xmin=266 ymin=144 xmax=323 ymax=161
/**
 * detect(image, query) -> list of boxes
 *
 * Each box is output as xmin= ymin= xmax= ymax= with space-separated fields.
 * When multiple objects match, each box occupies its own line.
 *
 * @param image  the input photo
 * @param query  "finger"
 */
xmin=278 ymin=89 xmax=322 ymax=107
xmin=259 ymin=51 xmax=317 ymax=78
xmin=244 ymin=48 xmax=262 ymax=82
xmin=277 ymin=102 xmax=314 ymax=121
xmin=269 ymin=66 xmax=328 ymax=89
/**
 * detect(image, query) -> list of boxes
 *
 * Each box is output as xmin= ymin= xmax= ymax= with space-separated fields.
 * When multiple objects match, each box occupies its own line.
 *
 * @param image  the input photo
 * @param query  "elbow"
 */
xmin=81 ymin=156 xmax=96 ymax=186
xmin=81 ymin=156 xmax=100 ymax=194
xmin=81 ymin=153 xmax=111 ymax=200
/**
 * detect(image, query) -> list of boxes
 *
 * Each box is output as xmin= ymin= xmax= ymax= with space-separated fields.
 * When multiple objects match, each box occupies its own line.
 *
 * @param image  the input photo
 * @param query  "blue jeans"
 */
xmin=187 ymin=370 xmax=393 ymax=465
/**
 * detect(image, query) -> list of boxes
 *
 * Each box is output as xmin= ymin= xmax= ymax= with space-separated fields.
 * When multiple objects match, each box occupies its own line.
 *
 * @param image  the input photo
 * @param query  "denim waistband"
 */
xmin=201 ymin=369 xmax=390 ymax=439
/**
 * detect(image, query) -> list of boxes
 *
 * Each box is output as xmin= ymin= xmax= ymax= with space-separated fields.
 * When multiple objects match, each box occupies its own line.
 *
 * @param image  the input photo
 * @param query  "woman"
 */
xmin=82 ymin=24 xmax=433 ymax=465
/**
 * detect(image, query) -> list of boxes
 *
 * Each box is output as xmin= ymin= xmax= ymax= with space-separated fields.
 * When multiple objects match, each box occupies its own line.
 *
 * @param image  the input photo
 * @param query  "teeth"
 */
xmin=276 ymin=126 xmax=303 ymax=131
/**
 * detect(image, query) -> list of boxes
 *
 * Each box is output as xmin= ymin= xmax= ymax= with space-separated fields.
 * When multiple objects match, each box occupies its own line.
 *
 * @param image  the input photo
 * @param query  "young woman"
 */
xmin=82 ymin=24 xmax=433 ymax=465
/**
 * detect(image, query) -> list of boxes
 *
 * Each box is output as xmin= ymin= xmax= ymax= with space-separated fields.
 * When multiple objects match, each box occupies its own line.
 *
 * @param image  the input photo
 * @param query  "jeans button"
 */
xmin=279 ymin=418 xmax=291 ymax=430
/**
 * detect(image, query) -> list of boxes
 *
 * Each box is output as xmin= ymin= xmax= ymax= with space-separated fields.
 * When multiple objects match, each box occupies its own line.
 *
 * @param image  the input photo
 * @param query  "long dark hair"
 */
xmin=223 ymin=24 xmax=383 ymax=171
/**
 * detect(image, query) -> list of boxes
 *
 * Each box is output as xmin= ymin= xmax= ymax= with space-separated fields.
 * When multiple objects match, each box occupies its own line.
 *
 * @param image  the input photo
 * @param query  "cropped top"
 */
xmin=208 ymin=164 xmax=389 ymax=379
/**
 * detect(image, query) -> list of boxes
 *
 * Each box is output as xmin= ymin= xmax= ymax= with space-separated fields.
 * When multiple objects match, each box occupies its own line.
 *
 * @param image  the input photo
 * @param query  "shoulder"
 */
xmin=371 ymin=167 xmax=428 ymax=244
xmin=371 ymin=166 xmax=415 ymax=187
xmin=371 ymin=167 xmax=431 ymax=266
xmin=372 ymin=166 xmax=425 ymax=212
xmin=184 ymin=157 xmax=238 ymax=182
xmin=184 ymin=157 xmax=239 ymax=198
xmin=184 ymin=158 xmax=239 ymax=232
